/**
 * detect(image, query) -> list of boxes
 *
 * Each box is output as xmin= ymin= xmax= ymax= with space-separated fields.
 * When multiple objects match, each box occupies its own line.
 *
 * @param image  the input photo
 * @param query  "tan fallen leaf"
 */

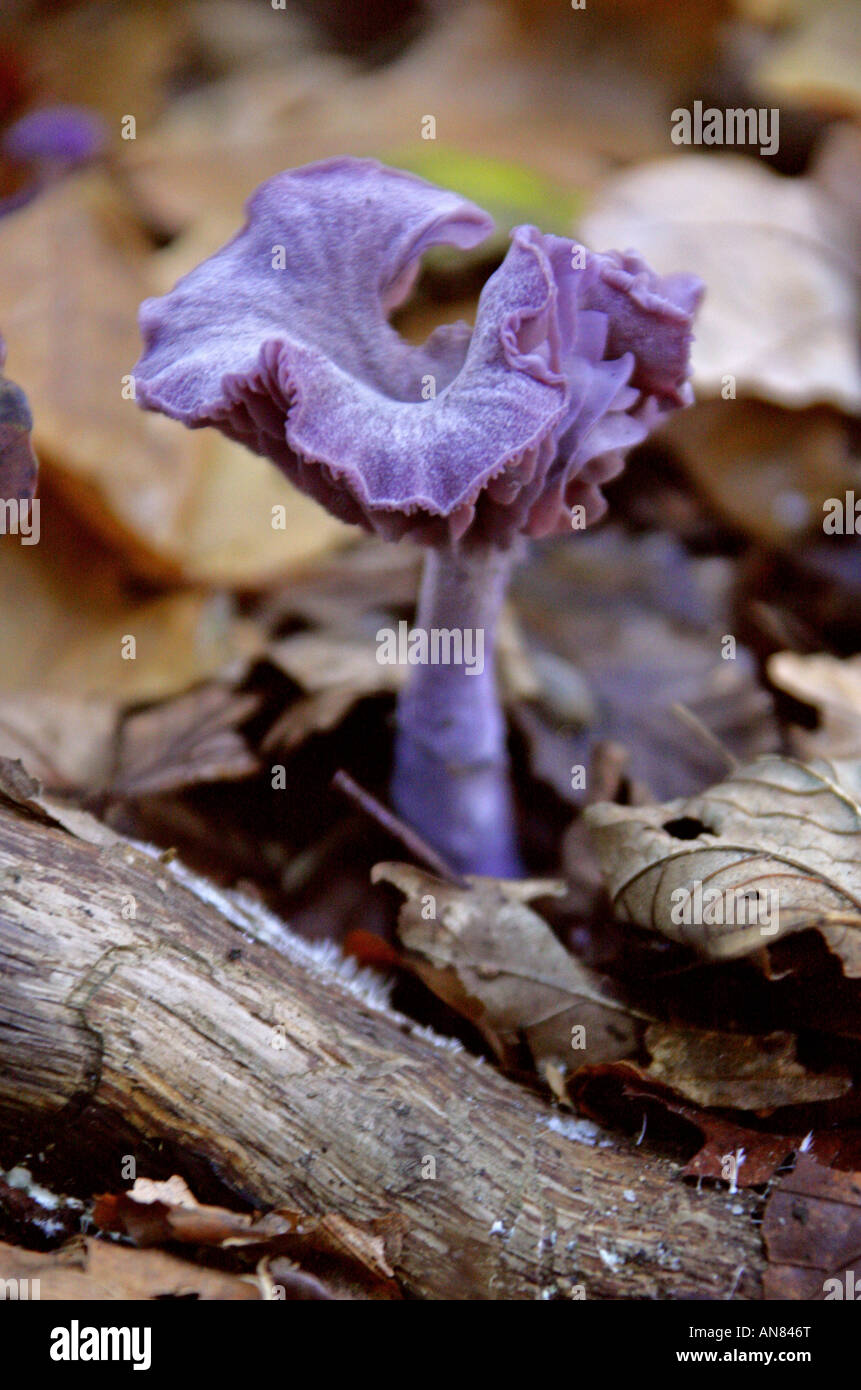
xmin=0 ymin=1236 xmax=261 ymax=1301
xmin=644 ymin=1023 xmax=850 ymax=1111
xmin=126 ymin=1175 xmax=198 ymax=1208
xmin=579 ymin=155 xmax=861 ymax=412
xmin=768 ymin=651 xmax=861 ymax=758
xmin=0 ymin=758 xmax=122 ymax=849
xmin=585 ymin=754 xmax=861 ymax=973
xmin=660 ymin=402 xmax=858 ymax=547
xmin=0 ymin=513 xmax=260 ymax=701
xmin=0 ymin=172 xmax=349 ymax=586
xmin=569 ymin=1064 xmax=800 ymax=1186
xmin=0 ymin=695 xmax=117 ymax=792
xmin=254 ymin=537 xmax=420 ymax=631
xmin=373 ymin=862 xmax=641 ymax=1071
xmin=262 ymin=687 xmax=373 ymax=753
xmin=753 ymin=0 xmax=861 ymax=117
xmin=158 ymin=408 xmax=351 ymax=588
xmin=21 ymin=1 xmax=193 ymax=129
xmin=262 ymin=602 xmax=539 ymax=753
xmin=120 ymin=3 xmax=614 ymax=236
xmin=268 ymin=631 xmax=401 ymax=696
xmin=94 ymin=1180 xmax=257 ymax=1247
xmin=511 ymin=529 xmax=778 ymax=802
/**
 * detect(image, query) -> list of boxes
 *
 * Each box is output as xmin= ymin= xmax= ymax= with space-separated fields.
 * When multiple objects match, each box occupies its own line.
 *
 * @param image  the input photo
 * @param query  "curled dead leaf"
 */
xmin=644 ymin=1023 xmax=850 ymax=1111
xmin=114 ymin=685 xmax=260 ymax=797
xmin=768 ymin=651 xmax=861 ymax=759
xmin=373 ymin=861 xmax=641 ymax=1072
xmin=94 ymin=1174 xmax=405 ymax=1300
xmin=0 ymin=506 xmax=261 ymax=702
xmin=585 ymin=754 xmax=861 ymax=974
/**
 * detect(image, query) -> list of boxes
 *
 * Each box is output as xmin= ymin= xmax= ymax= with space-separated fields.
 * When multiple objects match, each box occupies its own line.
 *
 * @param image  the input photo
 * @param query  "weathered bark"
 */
xmin=0 ymin=793 xmax=765 ymax=1299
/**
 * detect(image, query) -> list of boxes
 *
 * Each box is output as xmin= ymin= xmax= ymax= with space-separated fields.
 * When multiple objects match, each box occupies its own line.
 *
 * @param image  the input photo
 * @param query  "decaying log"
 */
xmin=0 ymin=791 xmax=766 ymax=1299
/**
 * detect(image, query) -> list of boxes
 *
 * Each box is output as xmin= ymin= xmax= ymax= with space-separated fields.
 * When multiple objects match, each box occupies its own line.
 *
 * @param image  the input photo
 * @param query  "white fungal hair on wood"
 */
xmin=163 ymin=854 xmax=394 ymax=1013
xmin=408 ymin=1022 xmax=464 ymax=1053
xmin=126 ymin=840 xmax=475 ymax=1054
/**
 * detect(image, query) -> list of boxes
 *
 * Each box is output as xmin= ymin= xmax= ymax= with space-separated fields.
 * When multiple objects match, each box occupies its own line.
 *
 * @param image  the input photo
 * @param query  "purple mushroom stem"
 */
xmin=392 ymin=539 xmax=523 ymax=877
xmin=131 ymin=157 xmax=703 ymax=877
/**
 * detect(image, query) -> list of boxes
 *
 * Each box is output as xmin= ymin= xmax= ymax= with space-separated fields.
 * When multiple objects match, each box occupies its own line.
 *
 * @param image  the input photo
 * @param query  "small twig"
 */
xmin=671 ymin=702 xmax=738 ymax=771
xmin=332 ymin=769 xmax=467 ymax=886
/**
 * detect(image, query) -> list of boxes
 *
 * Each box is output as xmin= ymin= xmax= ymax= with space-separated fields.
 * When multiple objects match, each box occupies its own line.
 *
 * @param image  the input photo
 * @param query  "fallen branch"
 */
xmin=0 ymin=787 xmax=764 ymax=1299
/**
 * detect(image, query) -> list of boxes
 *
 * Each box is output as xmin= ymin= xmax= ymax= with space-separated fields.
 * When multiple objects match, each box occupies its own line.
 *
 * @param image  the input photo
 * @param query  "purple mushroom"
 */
xmin=132 ymin=157 xmax=702 ymax=877
xmin=3 ymin=104 xmax=106 ymax=167
xmin=0 ymin=104 xmax=106 ymax=216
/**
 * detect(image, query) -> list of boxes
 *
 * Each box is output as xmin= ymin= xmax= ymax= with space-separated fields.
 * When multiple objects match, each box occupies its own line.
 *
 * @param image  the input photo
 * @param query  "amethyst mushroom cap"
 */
xmin=132 ymin=157 xmax=702 ymax=876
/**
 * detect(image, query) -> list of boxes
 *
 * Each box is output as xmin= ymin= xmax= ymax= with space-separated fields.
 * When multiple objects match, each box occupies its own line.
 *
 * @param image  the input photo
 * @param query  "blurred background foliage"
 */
xmin=0 ymin=0 xmax=857 ymax=911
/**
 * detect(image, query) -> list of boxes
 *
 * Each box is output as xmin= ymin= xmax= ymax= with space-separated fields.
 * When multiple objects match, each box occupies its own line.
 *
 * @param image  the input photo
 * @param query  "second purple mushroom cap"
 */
xmin=133 ymin=157 xmax=703 ymax=877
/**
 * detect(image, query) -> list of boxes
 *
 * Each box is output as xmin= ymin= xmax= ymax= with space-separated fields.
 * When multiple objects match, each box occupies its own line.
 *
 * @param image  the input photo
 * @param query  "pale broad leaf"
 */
xmin=585 ymin=754 xmax=861 ymax=972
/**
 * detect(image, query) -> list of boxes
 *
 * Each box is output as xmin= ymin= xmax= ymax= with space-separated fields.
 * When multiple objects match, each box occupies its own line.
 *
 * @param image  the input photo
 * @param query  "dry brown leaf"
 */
xmin=114 ymin=685 xmax=260 ymax=797
xmin=511 ymin=530 xmax=778 ymax=802
xmin=0 ymin=694 xmax=117 ymax=792
xmin=763 ymin=1152 xmax=861 ymax=1299
xmin=0 ymin=172 xmax=350 ymax=586
xmin=644 ymin=1023 xmax=850 ymax=1110
xmin=373 ymin=861 xmax=641 ymax=1071
xmin=254 ymin=537 xmax=420 ymax=632
xmin=660 ymin=402 xmax=858 ymax=548
xmin=0 ymin=513 xmax=260 ymax=701
xmin=262 ymin=687 xmax=372 ymax=753
xmin=0 ymin=1236 xmax=261 ymax=1301
xmin=570 ymin=1064 xmax=798 ymax=1186
xmin=262 ymin=604 xmax=540 ymax=753
xmin=21 ymin=0 xmax=193 ymax=129
xmin=579 ymin=155 xmax=861 ymax=412
xmin=585 ymin=754 xmax=861 ymax=972
xmin=157 ymin=420 xmax=351 ymax=587
xmin=0 ymin=757 xmax=122 ymax=848
xmin=262 ymin=631 xmax=402 ymax=752
xmin=94 ymin=1180 xmax=258 ymax=1248
xmin=121 ymin=2 xmax=614 ymax=236
xmin=268 ymin=631 xmax=402 ymax=697
xmin=768 ymin=651 xmax=861 ymax=758
xmin=94 ymin=1176 xmax=404 ymax=1299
